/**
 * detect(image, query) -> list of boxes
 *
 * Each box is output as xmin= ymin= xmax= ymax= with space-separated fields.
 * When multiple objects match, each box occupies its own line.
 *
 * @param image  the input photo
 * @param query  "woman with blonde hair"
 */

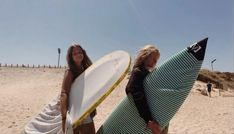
xmin=126 ymin=45 xmax=168 ymax=134
xmin=60 ymin=44 xmax=96 ymax=134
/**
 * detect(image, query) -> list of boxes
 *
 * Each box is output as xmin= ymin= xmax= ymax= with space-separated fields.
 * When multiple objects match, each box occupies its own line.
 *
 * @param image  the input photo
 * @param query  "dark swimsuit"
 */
xmin=125 ymin=66 xmax=153 ymax=123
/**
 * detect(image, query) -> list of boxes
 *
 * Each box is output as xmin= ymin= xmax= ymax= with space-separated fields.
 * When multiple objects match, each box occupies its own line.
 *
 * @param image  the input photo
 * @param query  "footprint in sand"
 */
xmin=8 ymin=122 xmax=18 ymax=128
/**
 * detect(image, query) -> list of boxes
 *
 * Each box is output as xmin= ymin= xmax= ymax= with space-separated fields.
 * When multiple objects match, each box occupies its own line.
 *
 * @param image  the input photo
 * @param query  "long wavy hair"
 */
xmin=66 ymin=44 xmax=92 ymax=80
xmin=133 ymin=45 xmax=160 ymax=68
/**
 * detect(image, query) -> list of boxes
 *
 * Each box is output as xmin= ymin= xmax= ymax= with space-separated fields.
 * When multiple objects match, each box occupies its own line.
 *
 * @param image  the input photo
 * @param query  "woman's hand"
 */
xmin=147 ymin=120 xmax=161 ymax=134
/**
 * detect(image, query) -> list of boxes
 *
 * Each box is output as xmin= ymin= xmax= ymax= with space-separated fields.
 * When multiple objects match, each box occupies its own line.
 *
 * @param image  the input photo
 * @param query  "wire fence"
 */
xmin=0 ymin=63 xmax=67 ymax=69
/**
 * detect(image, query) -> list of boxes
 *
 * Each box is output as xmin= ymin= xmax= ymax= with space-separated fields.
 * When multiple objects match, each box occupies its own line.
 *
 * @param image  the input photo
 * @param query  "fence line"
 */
xmin=0 ymin=63 xmax=67 ymax=69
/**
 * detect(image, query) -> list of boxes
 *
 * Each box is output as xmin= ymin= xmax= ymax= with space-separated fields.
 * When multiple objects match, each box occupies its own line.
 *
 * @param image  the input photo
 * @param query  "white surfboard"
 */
xmin=65 ymin=50 xmax=131 ymax=131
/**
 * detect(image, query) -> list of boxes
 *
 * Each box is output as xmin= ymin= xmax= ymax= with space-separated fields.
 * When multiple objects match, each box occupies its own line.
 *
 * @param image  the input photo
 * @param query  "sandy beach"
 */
xmin=0 ymin=67 xmax=233 ymax=134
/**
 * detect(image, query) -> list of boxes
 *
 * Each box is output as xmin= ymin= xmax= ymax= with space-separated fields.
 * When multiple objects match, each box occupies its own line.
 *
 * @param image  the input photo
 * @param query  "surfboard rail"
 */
xmin=71 ymin=51 xmax=131 ymax=129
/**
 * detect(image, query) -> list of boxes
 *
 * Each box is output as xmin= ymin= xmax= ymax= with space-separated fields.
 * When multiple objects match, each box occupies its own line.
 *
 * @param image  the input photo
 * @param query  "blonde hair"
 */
xmin=133 ymin=45 xmax=160 ymax=68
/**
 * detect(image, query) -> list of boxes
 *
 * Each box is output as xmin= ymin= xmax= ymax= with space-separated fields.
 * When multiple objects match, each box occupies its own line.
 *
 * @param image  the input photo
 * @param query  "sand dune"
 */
xmin=0 ymin=67 xmax=233 ymax=134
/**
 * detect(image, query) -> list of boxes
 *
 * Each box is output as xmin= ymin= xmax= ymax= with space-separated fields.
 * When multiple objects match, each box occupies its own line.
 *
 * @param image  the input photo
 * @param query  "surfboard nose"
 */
xmin=187 ymin=37 xmax=208 ymax=61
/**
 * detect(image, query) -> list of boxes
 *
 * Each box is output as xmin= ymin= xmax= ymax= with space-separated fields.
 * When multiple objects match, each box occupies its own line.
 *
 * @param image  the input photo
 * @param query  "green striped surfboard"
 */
xmin=97 ymin=38 xmax=208 ymax=134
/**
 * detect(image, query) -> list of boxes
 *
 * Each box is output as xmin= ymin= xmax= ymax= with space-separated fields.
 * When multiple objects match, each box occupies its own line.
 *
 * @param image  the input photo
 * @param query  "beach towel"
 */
xmin=24 ymin=95 xmax=63 ymax=134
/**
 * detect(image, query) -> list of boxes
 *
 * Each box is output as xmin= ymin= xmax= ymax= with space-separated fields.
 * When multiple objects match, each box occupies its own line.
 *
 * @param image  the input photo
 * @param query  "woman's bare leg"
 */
xmin=79 ymin=122 xmax=95 ymax=134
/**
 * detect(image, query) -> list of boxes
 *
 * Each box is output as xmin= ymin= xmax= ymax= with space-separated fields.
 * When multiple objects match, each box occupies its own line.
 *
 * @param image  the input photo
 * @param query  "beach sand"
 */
xmin=0 ymin=67 xmax=233 ymax=134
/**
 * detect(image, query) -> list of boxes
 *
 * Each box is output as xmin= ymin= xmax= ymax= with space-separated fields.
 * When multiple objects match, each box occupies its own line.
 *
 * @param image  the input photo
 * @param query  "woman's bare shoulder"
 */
xmin=64 ymin=69 xmax=73 ymax=77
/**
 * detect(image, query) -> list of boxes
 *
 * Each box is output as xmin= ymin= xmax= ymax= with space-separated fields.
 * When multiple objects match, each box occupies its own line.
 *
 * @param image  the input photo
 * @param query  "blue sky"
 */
xmin=0 ymin=0 xmax=233 ymax=72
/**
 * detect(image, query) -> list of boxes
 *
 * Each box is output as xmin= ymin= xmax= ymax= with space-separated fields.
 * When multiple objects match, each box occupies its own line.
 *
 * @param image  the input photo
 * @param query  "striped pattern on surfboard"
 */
xmin=97 ymin=38 xmax=207 ymax=134
xmin=144 ymin=49 xmax=202 ymax=129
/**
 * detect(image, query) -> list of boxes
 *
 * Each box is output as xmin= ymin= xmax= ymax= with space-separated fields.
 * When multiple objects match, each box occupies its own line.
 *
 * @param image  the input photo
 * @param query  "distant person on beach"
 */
xmin=125 ymin=45 xmax=169 ymax=134
xmin=207 ymin=81 xmax=212 ymax=97
xmin=60 ymin=44 xmax=96 ymax=134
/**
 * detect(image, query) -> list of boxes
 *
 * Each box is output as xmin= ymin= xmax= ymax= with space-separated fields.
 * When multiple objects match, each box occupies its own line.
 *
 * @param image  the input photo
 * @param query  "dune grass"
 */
xmin=197 ymin=69 xmax=234 ymax=90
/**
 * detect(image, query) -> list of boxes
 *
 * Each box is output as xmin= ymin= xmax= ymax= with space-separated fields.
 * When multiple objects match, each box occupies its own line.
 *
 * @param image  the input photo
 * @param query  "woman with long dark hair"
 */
xmin=60 ymin=44 xmax=96 ymax=134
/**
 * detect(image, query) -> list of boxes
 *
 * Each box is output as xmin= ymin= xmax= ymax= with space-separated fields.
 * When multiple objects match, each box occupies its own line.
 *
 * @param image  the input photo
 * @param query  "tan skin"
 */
xmin=60 ymin=47 xmax=95 ymax=134
xmin=144 ymin=52 xmax=162 ymax=134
